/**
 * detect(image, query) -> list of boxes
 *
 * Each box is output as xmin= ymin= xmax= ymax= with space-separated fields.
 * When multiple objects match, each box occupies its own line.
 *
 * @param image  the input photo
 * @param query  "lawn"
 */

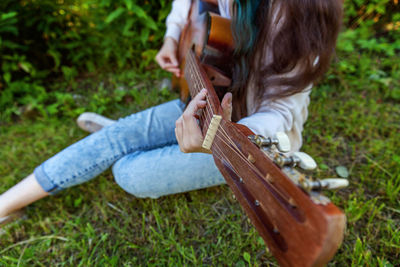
xmin=1 ymin=0 xmax=399 ymax=264
xmin=1 ymin=49 xmax=399 ymax=266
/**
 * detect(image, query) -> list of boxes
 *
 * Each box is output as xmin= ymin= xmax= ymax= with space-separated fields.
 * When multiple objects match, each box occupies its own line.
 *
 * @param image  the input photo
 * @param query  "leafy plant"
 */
xmin=0 ymin=0 xmax=398 ymax=123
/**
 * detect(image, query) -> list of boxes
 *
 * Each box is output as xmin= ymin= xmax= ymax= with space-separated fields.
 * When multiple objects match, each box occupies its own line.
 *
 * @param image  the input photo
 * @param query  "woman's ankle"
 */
xmin=0 ymin=206 xmax=11 ymax=218
xmin=0 ymin=174 xmax=48 ymax=218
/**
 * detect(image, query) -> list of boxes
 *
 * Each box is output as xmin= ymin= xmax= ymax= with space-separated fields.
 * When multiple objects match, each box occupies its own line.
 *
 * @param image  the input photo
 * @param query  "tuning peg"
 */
xmin=248 ymin=132 xmax=291 ymax=153
xmin=274 ymin=151 xmax=317 ymax=170
xmin=320 ymin=178 xmax=349 ymax=189
xmin=301 ymin=178 xmax=349 ymax=191
xmin=292 ymin=152 xmax=317 ymax=171
xmin=275 ymin=132 xmax=291 ymax=152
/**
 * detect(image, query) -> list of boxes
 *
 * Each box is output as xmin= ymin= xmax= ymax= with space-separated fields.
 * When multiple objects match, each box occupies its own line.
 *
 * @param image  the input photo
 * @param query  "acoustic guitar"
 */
xmin=173 ymin=1 xmax=348 ymax=266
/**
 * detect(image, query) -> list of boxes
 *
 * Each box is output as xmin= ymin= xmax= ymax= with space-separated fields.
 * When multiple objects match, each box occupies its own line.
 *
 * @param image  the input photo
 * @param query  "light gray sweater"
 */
xmin=165 ymin=0 xmax=312 ymax=152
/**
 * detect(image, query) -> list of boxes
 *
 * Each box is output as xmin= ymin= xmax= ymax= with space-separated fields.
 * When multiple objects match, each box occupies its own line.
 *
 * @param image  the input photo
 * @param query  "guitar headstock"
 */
xmin=211 ymin=121 xmax=347 ymax=267
xmin=248 ymin=132 xmax=349 ymax=205
xmin=178 ymin=2 xmax=347 ymax=265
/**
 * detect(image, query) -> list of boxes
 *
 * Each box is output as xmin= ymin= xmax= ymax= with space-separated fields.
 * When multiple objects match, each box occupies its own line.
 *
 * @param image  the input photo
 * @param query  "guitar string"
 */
xmin=189 ymin=51 xmax=215 ymax=117
xmin=214 ymin=126 xmax=292 ymax=201
xmin=213 ymin=131 xmax=265 ymax=181
xmin=187 ymin=52 xmax=265 ymax=173
xmin=211 ymin=140 xmax=244 ymax=181
xmin=187 ymin=51 xmax=216 ymax=120
xmin=188 ymin=55 xmax=293 ymax=203
xmin=190 ymin=57 xmax=272 ymax=192
xmin=187 ymin=54 xmax=256 ymax=168
xmin=187 ymin=63 xmax=212 ymax=130
xmin=186 ymin=51 xmax=292 ymax=203
xmin=185 ymin=53 xmax=211 ymax=118
xmin=187 ymin=53 xmax=273 ymax=180
xmin=211 ymin=142 xmax=262 ymax=197
xmin=211 ymin=137 xmax=290 ymax=206
xmin=187 ymin=59 xmax=264 ymax=186
xmin=186 ymin=53 xmax=214 ymax=129
xmin=212 ymin=133 xmax=292 ymax=204
xmin=189 ymin=64 xmax=212 ymax=122
xmin=187 ymin=52 xmax=268 ymax=178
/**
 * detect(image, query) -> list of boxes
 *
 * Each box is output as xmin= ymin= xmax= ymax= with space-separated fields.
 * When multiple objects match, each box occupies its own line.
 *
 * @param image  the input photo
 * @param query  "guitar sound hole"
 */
xmin=210 ymin=76 xmax=215 ymax=81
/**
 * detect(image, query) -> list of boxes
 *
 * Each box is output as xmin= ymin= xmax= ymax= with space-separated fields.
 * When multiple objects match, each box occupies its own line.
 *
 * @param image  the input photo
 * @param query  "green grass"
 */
xmin=0 ymin=119 xmax=267 ymax=266
xmin=1 ymin=53 xmax=399 ymax=266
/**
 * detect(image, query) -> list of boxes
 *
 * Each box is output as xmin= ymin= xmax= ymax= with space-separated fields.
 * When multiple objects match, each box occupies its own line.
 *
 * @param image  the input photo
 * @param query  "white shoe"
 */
xmin=76 ymin=112 xmax=116 ymax=133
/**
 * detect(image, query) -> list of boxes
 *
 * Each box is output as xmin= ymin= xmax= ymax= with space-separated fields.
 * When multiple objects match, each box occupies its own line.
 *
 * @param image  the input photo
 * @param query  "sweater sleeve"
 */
xmin=164 ymin=0 xmax=192 ymax=41
xmin=237 ymin=88 xmax=311 ymax=152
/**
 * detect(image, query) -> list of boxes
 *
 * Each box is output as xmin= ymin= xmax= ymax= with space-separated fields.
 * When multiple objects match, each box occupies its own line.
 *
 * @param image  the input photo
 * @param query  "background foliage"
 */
xmin=0 ymin=0 xmax=399 ymax=122
xmin=0 ymin=0 xmax=169 ymax=121
xmin=0 ymin=0 xmax=399 ymax=266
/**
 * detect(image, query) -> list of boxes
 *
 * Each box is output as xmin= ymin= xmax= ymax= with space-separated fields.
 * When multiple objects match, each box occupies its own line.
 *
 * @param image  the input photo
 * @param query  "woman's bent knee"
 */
xmin=112 ymin=145 xmax=225 ymax=199
xmin=112 ymin=156 xmax=164 ymax=199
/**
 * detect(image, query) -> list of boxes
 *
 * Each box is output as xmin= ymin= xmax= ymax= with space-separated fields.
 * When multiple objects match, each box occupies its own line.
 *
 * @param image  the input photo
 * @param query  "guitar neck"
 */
xmin=184 ymin=49 xmax=222 ymax=118
xmin=183 ymin=47 xmax=345 ymax=267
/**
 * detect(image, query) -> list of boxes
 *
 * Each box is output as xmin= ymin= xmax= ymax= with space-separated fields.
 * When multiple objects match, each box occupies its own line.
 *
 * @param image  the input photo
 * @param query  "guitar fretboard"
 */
xmin=184 ymin=49 xmax=219 ymax=119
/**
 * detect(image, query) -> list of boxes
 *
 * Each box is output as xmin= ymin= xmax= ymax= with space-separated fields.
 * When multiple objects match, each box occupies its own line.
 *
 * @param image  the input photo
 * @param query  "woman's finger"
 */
xmin=155 ymin=55 xmax=166 ymax=69
xmin=169 ymin=53 xmax=179 ymax=66
xmin=176 ymin=90 xmax=209 ymax=153
xmin=157 ymin=56 xmax=180 ymax=76
xmin=163 ymin=61 xmax=179 ymax=69
xmin=175 ymin=116 xmax=184 ymax=151
xmin=182 ymin=112 xmax=203 ymax=151
xmin=221 ymin=92 xmax=233 ymax=121
xmin=157 ymin=57 xmax=175 ymax=68
xmin=165 ymin=66 xmax=181 ymax=77
xmin=156 ymin=37 xmax=179 ymax=70
xmin=185 ymin=89 xmax=208 ymax=116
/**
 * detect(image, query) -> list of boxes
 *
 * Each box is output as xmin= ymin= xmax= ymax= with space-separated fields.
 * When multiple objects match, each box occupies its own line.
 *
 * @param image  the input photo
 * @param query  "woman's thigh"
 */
xmin=112 ymin=144 xmax=226 ymax=199
xmin=35 ymin=99 xmax=185 ymax=193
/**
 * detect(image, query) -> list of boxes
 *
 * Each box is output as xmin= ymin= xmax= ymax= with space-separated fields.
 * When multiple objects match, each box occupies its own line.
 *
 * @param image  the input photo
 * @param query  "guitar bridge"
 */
xmin=202 ymin=115 xmax=222 ymax=150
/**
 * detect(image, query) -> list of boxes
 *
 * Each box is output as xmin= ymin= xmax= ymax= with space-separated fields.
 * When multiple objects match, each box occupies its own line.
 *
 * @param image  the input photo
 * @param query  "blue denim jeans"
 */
xmin=34 ymin=99 xmax=225 ymax=198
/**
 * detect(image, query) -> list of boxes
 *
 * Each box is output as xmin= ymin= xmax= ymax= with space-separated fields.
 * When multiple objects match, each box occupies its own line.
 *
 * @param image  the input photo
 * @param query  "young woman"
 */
xmin=0 ymin=0 xmax=342 ymax=225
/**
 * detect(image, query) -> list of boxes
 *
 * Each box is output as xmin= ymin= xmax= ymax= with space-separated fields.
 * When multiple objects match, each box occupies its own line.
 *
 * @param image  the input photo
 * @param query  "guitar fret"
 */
xmin=186 ymin=49 xmax=219 ymax=131
xmin=179 ymin=9 xmax=346 ymax=266
xmin=185 ymin=50 xmax=216 ymax=134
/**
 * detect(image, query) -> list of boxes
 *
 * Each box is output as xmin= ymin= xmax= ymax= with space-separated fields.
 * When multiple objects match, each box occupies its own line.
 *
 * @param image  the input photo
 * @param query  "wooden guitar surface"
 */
xmin=173 ymin=0 xmax=233 ymax=102
xmin=213 ymin=119 xmax=346 ymax=266
xmin=176 ymin=1 xmax=346 ymax=266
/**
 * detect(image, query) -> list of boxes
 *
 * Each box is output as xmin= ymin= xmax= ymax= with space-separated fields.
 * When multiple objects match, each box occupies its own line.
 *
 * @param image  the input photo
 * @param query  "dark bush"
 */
xmin=0 ymin=0 xmax=398 ymax=121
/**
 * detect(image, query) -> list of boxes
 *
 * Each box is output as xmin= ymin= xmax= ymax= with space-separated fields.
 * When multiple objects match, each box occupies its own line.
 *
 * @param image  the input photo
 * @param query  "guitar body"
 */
xmin=176 ymin=1 xmax=346 ymax=266
xmin=214 ymin=120 xmax=346 ymax=267
xmin=173 ymin=0 xmax=234 ymax=102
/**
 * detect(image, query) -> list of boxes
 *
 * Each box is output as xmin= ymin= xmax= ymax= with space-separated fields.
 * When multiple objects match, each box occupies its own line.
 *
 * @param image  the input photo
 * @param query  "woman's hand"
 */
xmin=175 ymin=89 xmax=232 ymax=154
xmin=155 ymin=37 xmax=181 ymax=77
xmin=175 ymin=89 xmax=208 ymax=153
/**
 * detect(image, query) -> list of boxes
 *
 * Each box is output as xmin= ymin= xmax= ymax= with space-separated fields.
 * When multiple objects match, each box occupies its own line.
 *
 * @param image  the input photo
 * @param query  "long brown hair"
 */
xmin=230 ymin=0 xmax=343 ymax=121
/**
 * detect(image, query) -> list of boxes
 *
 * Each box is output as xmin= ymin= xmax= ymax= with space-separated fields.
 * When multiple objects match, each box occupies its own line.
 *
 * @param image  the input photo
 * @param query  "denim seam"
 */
xmin=56 ymin=139 xmax=178 ymax=186
xmin=36 ymin=164 xmax=60 ymax=192
xmin=58 ymin=156 xmax=120 ymax=186
xmin=125 ymin=139 xmax=177 ymax=155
